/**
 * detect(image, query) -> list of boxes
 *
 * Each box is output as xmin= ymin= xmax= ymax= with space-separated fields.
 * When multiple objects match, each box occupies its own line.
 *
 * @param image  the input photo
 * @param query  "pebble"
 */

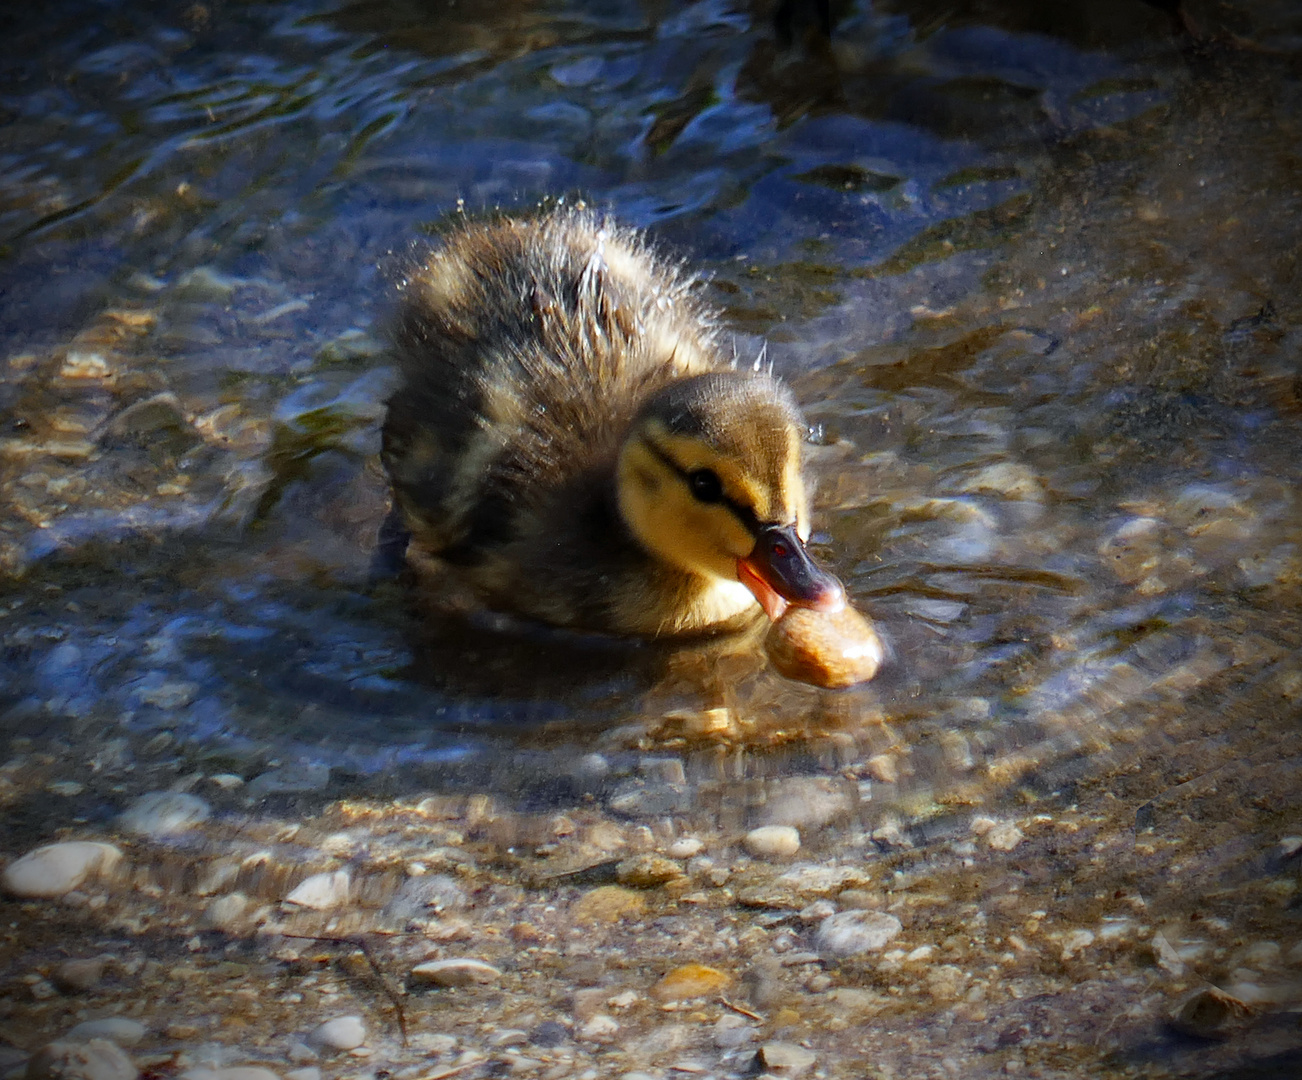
xmin=986 ymin=822 xmax=1025 ymax=852
xmin=649 ymin=963 xmax=731 ymax=1002
xmin=201 ymin=892 xmax=251 ymax=931
xmin=106 ymin=393 xmax=187 ymax=439
xmin=616 ymin=854 xmax=685 ymax=888
xmin=712 ymin=1015 xmax=756 ymax=1049
xmin=2 ymin=842 xmax=123 ymax=899
xmin=759 ymin=1042 xmax=818 ymax=1074
xmin=743 ymin=826 xmax=801 ymax=859
xmin=815 ymin=911 xmax=903 ymax=957
xmin=284 ymin=1070 xmax=320 ymax=1080
xmin=528 ymin=1021 xmax=568 ymax=1048
xmin=119 ymin=792 xmax=211 ymax=838
xmin=409 ymin=959 xmax=503 ymax=987
xmin=284 ymin=870 xmax=350 ymax=910
xmin=570 ymin=885 xmax=647 ymax=925
xmin=65 ymin=1020 xmax=146 ymax=1048
xmin=26 ymin=1040 xmax=137 ymax=1080
xmin=667 ymin=838 xmax=703 ymax=859
xmin=577 ymin=1015 xmax=619 ymax=1042
xmin=1059 ymin=929 xmax=1095 ymax=960
xmin=53 ymin=958 xmax=106 ymax=994
xmin=178 ymin=1070 xmax=281 ymax=1080
xmin=758 ymin=777 xmax=857 ymax=830
xmin=383 ymin=873 xmax=467 ymax=922
xmin=306 ymin=1016 xmax=365 ymax=1052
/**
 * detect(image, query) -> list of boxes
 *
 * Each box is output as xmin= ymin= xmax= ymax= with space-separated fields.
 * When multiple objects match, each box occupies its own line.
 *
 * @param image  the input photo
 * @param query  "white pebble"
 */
xmin=201 ymin=893 xmax=251 ymax=931
xmin=120 ymin=792 xmax=211 ymax=838
xmin=307 ymin=1016 xmax=365 ymax=1052
xmin=986 ymin=822 xmax=1025 ymax=851
xmin=179 ymin=1069 xmax=281 ymax=1080
xmin=1060 ymin=928 xmax=1095 ymax=960
xmin=409 ymin=958 xmax=502 ymax=987
xmin=27 ymin=1040 xmax=136 ymax=1080
xmin=284 ymin=1070 xmax=320 ymax=1080
xmin=743 ymin=826 xmax=800 ymax=859
xmin=285 ymin=870 xmax=350 ymax=910
xmin=3 ymin=842 xmax=123 ymax=899
xmin=667 ymin=838 xmax=703 ymax=859
xmin=65 ymin=1019 xmax=147 ymax=1047
xmin=759 ymin=1042 xmax=817 ymax=1073
xmin=577 ymin=1015 xmax=619 ymax=1042
xmin=815 ymin=911 xmax=903 ymax=957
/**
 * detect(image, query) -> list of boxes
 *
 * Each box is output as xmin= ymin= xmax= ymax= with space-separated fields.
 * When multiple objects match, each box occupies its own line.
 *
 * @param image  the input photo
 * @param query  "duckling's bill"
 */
xmin=737 ymin=523 xmax=845 ymax=622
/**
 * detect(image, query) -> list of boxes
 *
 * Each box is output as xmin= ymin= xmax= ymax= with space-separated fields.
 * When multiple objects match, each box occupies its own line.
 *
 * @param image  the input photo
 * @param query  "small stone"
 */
xmin=815 ymin=911 xmax=902 ymax=957
xmin=53 ymin=958 xmax=106 ymax=994
xmin=409 ymin=958 xmax=502 ymax=987
xmin=246 ymin=762 xmax=331 ymax=796
xmin=571 ymin=885 xmax=647 ymax=925
xmin=865 ymin=754 xmax=898 ymax=783
xmin=174 ymin=266 xmax=240 ymax=302
xmin=65 ymin=1020 xmax=146 ymax=1047
xmin=119 ymin=792 xmax=211 ymax=838
xmin=667 ymin=838 xmax=703 ymax=859
xmin=179 ymin=1070 xmax=280 ymax=1080
xmin=285 ymin=870 xmax=350 ymax=910
xmin=958 ymin=462 xmax=1043 ymax=501
xmin=765 ymin=604 xmax=883 ymax=688
xmin=1167 ymin=987 xmax=1252 ymax=1039
xmin=3 ymin=842 xmax=123 ymax=899
xmin=487 ymin=1031 xmax=528 ymax=1049
xmin=307 ymin=1016 xmax=365 ymax=1052
xmin=712 ymin=1015 xmax=756 ymax=1049
xmin=758 ymin=777 xmax=857 ymax=830
xmin=649 ymin=963 xmax=731 ymax=1002
xmin=527 ymin=1021 xmax=568 ymax=1048
xmin=284 ymin=1070 xmax=320 ymax=1080
xmin=106 ymin=394 xmax=188 ymax=439
xmin=284 ymin=1043 xmax=317 ymax=1065
xmin=616 ymin=855 xmax=685 ymax=888
xmin=986 ymin=822 xmax=1025 ymax=852
xmin=383 ymin=874 xmax=467 ymax=922
xmin=201 ymin=892 xmax=251 ymax=931
xmin=577 ymin=1015 xmax=618 ymax=1042
xmin=26 ymin=1040 xmax=136 ymax=1080
xmin=136 ymin=681 xmax=198 ymax=710
xmin=758 ymin=1042 xmax=817 ymax=1074
xmin=1060 ymin=929 xmax=1095 ymax=960
xmin=744 ymin=826 xmax=801 ymax=859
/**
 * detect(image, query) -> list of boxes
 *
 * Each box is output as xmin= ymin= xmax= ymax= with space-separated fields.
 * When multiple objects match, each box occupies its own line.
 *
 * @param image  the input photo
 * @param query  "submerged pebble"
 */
xmin=65 ymin=1020 xmax=146 ymax=1048
xmin=409 ymin=959 xmax=502 ymax=987
xmin=2 ymin=842 xmax=123 ymax=899
xmin=284 ymin=870 xmax=350 ymax=910
xmin=649 ymin=964 xmax=731 ymax=1002
xmin=815 ymin=911 xmax=903 ymax=957
xmin=26 ymin=1040 xmax=136 ymax=1080
xmin=744 ymin=826 xmax=801 ymax=859
xmin=306 ymin=1017 xmax=365 ymax=1052
xmin=119 ymin=792 xmax=211 ymax=838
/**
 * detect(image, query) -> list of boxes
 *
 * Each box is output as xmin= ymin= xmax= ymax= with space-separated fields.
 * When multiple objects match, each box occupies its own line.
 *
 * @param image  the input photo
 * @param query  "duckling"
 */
xmin=381 ymin=207 xmax=844 ymax=638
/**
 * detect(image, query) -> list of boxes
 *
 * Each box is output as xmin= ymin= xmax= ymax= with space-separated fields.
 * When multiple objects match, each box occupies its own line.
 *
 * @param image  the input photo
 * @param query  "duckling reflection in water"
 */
xmin=380 ymin=207 xmax=847 ymax=642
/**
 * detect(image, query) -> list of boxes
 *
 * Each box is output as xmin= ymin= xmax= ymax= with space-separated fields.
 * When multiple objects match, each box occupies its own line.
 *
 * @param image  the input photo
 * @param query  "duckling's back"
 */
xmin=381 ymin=208 xmax=725 ymax=627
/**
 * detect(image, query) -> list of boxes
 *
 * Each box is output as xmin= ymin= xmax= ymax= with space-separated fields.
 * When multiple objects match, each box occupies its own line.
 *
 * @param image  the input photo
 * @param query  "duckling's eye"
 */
xmin=688 ymin=468 xmax=723 ymax=503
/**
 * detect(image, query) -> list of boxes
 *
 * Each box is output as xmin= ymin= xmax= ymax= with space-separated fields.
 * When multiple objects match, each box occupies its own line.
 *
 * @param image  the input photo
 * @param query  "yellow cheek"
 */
xmin=618 ymin=446 xmax=754 ymax=580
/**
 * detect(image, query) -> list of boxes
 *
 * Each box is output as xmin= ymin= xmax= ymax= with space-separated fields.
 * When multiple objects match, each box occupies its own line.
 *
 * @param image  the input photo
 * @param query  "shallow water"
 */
xmin=2 ymin=2 xmax=1301 ymax=1077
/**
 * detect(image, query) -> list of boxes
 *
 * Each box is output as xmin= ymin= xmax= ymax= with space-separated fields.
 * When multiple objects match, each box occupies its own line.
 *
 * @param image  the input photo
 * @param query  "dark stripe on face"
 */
xmin=640 ymin=436 xmax=764 ymax=536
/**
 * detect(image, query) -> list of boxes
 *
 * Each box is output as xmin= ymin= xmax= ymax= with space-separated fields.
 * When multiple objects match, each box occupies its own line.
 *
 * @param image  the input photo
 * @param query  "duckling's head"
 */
xmin=617 ymin=372 xmax=845 ymax=622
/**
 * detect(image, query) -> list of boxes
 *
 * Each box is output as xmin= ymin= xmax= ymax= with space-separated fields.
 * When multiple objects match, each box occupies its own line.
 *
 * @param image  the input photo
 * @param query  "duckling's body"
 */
xmin=382 ymin=208 xmax=841 ymax=638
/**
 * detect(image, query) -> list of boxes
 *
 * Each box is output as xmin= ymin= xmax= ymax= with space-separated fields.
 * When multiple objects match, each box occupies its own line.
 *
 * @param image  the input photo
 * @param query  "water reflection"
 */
xmin=1 ymin=1 xmax=1301 ymax=1069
